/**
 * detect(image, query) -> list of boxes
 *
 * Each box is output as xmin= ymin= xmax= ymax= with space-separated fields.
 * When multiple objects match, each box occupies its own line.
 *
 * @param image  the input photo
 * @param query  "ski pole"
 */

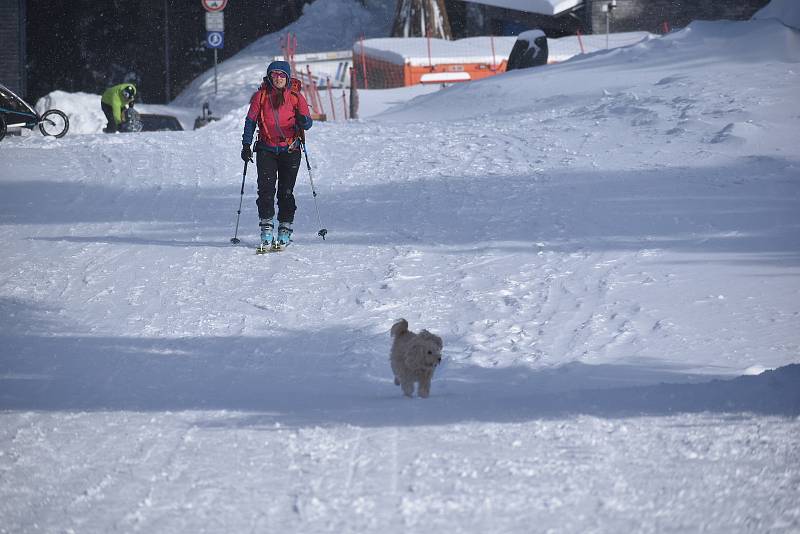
xmin=230 ymin=155 xmax=251 ymax=244
xmin=300 ymin=140 xmax=328 ymax=240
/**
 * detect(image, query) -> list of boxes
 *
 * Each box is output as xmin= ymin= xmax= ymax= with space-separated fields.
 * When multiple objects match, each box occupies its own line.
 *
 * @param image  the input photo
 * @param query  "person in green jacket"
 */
xmin=101 ymin=83 xmax=137 ymax=133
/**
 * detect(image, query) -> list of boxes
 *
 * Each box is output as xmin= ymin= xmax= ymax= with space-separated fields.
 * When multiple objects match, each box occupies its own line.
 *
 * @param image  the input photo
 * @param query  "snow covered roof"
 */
xmin=547 ymin=31 xmax=651 ymax=61
xmin=458 ymin=0 xmax=583 ymax=16
xmin=517 ymin=29 xmax=546 ymax=42
xmin=354 ymin=32 xmax=652 ymax=66
xmin=355 ymin=37 xmax=518 ymax=66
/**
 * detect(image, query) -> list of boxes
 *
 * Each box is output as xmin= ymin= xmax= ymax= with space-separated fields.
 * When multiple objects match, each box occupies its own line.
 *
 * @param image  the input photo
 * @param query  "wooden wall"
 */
xmin=0 ymin=0 xmax=25 ymax=96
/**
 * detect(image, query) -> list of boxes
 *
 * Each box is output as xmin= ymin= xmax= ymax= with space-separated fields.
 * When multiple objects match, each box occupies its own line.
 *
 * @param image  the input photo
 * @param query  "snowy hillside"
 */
xmin=1 ymin=2 xmax=799 ymax=532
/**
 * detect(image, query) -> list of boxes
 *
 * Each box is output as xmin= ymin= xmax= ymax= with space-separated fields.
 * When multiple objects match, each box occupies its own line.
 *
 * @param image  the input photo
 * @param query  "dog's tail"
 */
xmin=391 ymin=318 xmax=409 ymax=338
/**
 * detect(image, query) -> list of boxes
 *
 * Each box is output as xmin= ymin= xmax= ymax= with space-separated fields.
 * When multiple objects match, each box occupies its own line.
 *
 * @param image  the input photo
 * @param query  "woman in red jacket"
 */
xmin=241 ymin=60 xmax=313 ymax=248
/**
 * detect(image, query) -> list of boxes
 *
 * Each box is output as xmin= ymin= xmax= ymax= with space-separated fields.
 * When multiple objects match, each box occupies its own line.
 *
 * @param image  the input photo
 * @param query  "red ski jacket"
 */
xmin=242 ymin=82 xmax=312 ymax=152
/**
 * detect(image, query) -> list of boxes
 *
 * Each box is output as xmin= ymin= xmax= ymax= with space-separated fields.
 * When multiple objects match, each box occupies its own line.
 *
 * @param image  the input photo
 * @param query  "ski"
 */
xmin=255 ymin=242 xmax=289 ymax=254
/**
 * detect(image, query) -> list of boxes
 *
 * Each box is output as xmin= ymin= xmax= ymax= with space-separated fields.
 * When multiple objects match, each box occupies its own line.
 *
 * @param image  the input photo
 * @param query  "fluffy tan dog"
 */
xmin=390 ymin=319 xmax=443 ymax=398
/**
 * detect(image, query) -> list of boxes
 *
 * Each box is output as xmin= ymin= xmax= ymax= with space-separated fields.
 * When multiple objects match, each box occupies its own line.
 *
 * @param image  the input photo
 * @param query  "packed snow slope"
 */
xmin=1 ymin=7 xmax=800 ymax=534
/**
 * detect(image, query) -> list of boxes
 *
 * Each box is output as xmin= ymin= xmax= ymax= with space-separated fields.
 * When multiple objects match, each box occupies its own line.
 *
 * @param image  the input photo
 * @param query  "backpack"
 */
xmin=256 ymin=78 xmax=304 ymax=147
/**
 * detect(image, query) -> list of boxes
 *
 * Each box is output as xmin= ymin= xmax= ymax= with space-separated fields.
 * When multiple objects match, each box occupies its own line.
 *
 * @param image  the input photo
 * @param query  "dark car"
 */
xmin=506 ymin=30 xmax=549 ymax=71
xmin=139 ymin=113 xmax=183 ymax=132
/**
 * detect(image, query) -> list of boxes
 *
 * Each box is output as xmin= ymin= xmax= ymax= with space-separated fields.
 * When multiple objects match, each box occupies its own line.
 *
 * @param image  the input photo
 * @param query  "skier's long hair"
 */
xmin=263 ymin=76 xmax=285 ymax=109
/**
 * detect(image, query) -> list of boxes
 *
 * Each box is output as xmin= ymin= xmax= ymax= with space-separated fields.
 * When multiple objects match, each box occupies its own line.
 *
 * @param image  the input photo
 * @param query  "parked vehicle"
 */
xmin=0 ymin=83 xmax=69 ymax=142
xmin=113 ymin=107 xmax=182 ymax=133
xmin=140 ymin=113 xmax=183 ymax=132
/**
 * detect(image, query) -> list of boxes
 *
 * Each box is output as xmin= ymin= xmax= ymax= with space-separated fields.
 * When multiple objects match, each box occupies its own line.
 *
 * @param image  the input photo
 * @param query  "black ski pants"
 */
xmin=101 ymin=103 xmax=118 ymax=133
xmin=255 ymin=149 xmax=301 ymax=224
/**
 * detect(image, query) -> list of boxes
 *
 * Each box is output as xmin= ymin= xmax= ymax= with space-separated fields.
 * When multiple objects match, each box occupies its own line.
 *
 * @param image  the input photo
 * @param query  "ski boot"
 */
xmin=275 ymin=222 xmax=293 ymax=249
xmin=257 ymin=219 xmax=274 ymax=254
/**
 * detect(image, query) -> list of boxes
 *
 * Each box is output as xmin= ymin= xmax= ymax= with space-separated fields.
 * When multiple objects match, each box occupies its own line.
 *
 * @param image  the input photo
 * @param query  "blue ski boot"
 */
xmin=257 ymin=219 xmax=274 ymax=253
xmin=276 ymin=222 xmax=293 ymax=248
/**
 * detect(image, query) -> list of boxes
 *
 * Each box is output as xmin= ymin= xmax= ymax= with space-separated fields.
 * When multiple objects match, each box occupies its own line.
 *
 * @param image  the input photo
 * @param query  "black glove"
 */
xmin=241 ymin=144 xmax=253 ymax=162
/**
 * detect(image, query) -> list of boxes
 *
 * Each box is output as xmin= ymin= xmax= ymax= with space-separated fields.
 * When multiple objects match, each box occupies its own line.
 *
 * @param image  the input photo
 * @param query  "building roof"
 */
xmin=355 ymin=37 xmax=518 ymax=67
xmin=458 ymin=0 xmax=584 ymax=16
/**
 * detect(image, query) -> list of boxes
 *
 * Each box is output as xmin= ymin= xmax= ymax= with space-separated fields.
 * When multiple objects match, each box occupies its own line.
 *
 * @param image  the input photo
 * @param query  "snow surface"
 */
xmin=2 ymin=1 xmax=800 ymax=532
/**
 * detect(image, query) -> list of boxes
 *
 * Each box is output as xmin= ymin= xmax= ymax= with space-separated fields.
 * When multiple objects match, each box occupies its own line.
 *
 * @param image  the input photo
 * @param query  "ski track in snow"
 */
xmin=2 ymin=14 xmax=800 ymax=531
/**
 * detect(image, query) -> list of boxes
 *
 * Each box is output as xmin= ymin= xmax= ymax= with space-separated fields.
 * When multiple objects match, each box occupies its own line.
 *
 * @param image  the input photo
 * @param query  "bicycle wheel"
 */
xmin=39 ymin=109 xmax=69 ymax=138
xmin=0 ymin=114 xmax=6 ymax=142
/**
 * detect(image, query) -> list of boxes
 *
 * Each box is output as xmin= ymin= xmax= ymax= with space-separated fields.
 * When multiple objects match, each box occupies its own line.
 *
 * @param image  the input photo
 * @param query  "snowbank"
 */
xmin=753 ymin=0 xmax=800 ymax=30
xmin=34 ymin=91 xmax=107 ymax=135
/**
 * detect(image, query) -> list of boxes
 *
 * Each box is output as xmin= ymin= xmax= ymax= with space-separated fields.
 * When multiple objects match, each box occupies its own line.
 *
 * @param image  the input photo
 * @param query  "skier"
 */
xmin=101 ymin=83 xmax=137 ymax=133
xmin=241 ymin=61 xmax=313 ymax=250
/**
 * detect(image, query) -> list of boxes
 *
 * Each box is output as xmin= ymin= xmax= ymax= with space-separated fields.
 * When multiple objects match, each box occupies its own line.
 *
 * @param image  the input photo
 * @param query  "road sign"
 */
xmin=202 ymin=0 xmax=227 ymax=12
xmin=205 ymin=11 xmax=224 ymax=32
xmin=206 ymin=31 xmax=224 ymax=49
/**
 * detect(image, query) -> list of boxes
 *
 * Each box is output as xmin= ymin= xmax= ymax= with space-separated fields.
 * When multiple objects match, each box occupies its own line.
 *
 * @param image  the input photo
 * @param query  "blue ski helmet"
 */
xmin=266 ymin=61 xmax=291 ymax=86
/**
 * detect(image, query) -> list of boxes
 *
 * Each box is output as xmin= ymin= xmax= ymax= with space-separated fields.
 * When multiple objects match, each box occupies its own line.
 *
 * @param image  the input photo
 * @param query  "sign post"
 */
xmin=201 ymin=0 xmax=227 ymax=12
xmin=202 ymin=0 xmax=226 ymax=95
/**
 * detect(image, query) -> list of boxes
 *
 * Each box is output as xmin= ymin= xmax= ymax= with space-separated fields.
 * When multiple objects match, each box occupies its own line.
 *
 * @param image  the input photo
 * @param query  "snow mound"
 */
xmin=35 ymin=91 xmax=107 ymax=135
xmin=753 ymin=0 xmax=800 ymax=30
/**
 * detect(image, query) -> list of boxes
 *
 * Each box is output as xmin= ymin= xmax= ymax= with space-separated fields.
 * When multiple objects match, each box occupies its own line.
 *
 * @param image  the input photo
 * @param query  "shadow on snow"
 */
xmin=3 ymin=154 xmax=799 ymax=266
xmin=1 ymin=298 xmax=798 ymax=423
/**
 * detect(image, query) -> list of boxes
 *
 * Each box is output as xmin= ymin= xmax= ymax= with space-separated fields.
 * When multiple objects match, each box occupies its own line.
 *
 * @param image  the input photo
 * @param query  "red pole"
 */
xmin=576 ymin=29 xmax=585 ymax=54
xmin=306 ymin=66 xmax=319 ymax=115
xmin=315 ymin=79 xmax=323 ymax=116
xmin=292 ymin=34 xmax=297 ymax=71
xmin=301 ymin=79 xmax=311 ymax=111
xmin=359 ymin=35 xmax=369 ymax=89
xmin=342 ymin=91 xmax=348 ymax=120
xmin=663 ymin=20 xmax=670 ymax=34
xmin=315 ymin=69 xmax=322 ymax=112
xmin=326 ymin=77 xmax=336 ymax=121
xmin=490 ymin=35 xmax=497 ymax=71
xmin=427 ymin=32 xmax=433 ymax=70
xmin=284 ymin=33 xmax=298 ymax=77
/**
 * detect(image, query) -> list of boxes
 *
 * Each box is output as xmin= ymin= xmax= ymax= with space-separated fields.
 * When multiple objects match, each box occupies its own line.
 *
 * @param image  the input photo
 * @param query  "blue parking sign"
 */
xmin=206 ymin=31 xmax=224 ymax=49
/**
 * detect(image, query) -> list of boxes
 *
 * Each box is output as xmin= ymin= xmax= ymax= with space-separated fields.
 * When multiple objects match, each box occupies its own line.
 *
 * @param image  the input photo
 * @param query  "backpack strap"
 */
xmin=256 ymin=86 xmax=301 ymax=150
xmin=256 ymin=87 xmax=274 ymax=145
